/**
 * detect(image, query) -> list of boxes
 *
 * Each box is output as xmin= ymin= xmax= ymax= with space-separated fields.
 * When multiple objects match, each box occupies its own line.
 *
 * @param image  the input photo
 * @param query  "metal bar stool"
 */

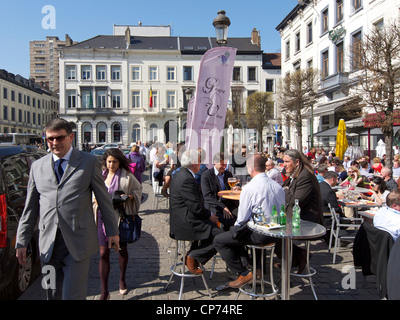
xmin=290 ymin=240 xmax=318 ymax=300
xmin=236 ymin=243 xmax=279 ymax=300
xmin=164 ymin=239 xmax=213 ymax=300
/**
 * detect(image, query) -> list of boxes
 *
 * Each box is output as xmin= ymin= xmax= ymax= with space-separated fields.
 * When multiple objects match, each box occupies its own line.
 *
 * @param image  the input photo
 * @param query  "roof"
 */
xmin=263 ymin=53 xmax=281 ymax=69
xmin=275 ymin=1 xmax=310 ymax=31
xmin=63 ymin=35 xmax=262 ymax=54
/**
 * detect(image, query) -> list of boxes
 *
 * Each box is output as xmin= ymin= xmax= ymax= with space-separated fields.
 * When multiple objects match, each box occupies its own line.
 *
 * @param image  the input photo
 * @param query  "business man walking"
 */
xmin=16 ymin=118 xmax=120 ymax=300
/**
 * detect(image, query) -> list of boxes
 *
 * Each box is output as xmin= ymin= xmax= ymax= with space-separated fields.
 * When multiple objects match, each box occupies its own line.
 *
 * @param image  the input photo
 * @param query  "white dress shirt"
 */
xmin=235 ymin=172 xmax=285 ymax=226
xmin=373 ymin=206 xmax=400 ymax=241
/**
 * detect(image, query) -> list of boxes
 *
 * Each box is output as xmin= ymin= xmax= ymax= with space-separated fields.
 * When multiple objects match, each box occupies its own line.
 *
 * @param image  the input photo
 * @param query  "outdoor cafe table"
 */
xmin=247 ymin=219 xmax=326 ymax=300
xmin=217 ymin=190 xmax=241 ymax=201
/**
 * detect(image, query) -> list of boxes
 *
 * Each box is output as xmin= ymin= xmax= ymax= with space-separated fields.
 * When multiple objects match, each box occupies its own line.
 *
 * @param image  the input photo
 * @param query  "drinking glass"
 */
xmin=227 ymin=177 xmax=238 ymax=194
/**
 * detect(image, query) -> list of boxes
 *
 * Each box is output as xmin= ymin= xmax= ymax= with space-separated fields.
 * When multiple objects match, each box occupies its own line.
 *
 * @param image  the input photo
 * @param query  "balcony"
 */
xmin=75 ymin=107 xmax=118 ymax=120
xmin=319 ymin=72 xmax=349 ymax=96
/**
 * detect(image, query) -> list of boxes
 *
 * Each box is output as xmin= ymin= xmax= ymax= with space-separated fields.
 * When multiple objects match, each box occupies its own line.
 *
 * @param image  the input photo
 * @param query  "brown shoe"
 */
xmin=228 ymin=272 xmax=253 ymax=288
xmin=185 ymin=254 xmax=203 ymax=274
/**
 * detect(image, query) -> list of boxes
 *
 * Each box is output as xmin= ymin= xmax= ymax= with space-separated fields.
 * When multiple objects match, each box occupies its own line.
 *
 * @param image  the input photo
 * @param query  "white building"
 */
xmin=276 ymin=0 xmax=400 ymax=151
xmin=58 ymin=25 xmax=267 ymax=148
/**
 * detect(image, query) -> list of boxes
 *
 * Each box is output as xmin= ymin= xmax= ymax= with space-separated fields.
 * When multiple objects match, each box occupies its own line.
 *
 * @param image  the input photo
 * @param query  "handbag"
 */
xmin=119 ymin=214 xmax=142 ymax=243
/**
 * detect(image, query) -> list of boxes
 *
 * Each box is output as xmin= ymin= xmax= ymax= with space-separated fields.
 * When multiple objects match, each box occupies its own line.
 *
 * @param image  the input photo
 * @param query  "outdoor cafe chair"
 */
xmin=328 ymin=203 xmax=363 ymax=264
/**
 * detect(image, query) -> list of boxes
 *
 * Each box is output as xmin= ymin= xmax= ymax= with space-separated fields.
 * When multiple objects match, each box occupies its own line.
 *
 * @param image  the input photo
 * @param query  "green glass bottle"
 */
xmin=279 ymin=204 xmax=286 ymax=225
xmin=292 ymin=199 xmax=300 ymax=228
xmin=271 ymin=205 xmax=278 ymax=225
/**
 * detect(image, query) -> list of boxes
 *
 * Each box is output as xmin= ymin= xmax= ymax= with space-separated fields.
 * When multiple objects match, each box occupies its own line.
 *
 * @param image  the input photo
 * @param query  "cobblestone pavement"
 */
xmin=19 ymin=171 xmax=382 ymax=301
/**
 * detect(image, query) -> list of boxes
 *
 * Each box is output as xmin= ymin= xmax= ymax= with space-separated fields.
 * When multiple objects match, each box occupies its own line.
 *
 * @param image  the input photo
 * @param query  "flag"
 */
xmin=149 ymin=86 xmax=153 ymax=108
xmin=186 ymin=47 xmax=237 ymax=167
xmin=89 ymin=88 xmax=93 ymax=109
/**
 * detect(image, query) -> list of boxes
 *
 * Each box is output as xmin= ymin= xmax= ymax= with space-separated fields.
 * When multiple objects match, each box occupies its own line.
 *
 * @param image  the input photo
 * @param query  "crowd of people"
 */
xmin=14 ymin=121 xmax=400 ymax=299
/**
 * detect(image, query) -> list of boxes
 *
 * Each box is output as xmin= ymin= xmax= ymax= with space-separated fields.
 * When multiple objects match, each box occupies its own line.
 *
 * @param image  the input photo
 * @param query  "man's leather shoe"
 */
xmin=229 ymin=272 xmax=253 ymax=288
xmin=185 ymin=254 xmax=203 ymax=274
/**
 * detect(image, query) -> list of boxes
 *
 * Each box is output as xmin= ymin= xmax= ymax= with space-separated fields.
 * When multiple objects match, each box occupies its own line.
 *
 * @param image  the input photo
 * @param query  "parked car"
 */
xmin=0 ymin=145 xmax=47 ymax=299
xmin=95 ymin=143 xmax=123 ymax=150
xmin=90 ymin=148 xmax=107 ymax=158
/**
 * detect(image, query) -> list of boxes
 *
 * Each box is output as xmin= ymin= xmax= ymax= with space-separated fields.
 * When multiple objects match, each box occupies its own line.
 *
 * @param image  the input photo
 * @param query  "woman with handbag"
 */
xmin=96 ymin=148 xmax=142 ymax=300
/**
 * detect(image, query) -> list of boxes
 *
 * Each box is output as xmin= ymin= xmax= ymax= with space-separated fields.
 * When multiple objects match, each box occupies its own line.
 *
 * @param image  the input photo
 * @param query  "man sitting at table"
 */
xmin=381 ymin=167 xmax=398 ymax=191
xmin=201 ymin=152 xmax=238 ymax=230
xmin=213 ymin=154 xmax=285 ymax=288
xmin=320 ymin=171 xmax=343 ymax=216
xmin=373 ymin=190 xmax=400 ymax=242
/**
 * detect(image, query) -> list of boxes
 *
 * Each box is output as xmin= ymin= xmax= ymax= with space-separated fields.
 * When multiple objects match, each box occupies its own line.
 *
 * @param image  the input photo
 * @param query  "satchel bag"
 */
xmin=119 ymin=214 xmax=142 ymax=244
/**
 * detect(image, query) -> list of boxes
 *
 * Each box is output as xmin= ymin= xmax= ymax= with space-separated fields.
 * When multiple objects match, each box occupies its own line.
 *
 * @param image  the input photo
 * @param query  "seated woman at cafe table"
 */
xmin=359 ymin=176 xmax=390 ymax=205
xmin=340 ymin=166 xmax=368 ymax=188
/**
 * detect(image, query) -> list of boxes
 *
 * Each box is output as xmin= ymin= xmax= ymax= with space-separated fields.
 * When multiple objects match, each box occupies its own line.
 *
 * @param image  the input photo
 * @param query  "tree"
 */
xmin=277 ymin=68 xmax=319 ymax=151
xmin=350 ymin=20 xmax=400 ymax=168
xmin=245 ymin=91 xmax=274 ymax=152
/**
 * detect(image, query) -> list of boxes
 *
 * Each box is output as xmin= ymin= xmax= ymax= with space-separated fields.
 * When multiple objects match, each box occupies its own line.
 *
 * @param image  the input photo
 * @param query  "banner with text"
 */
xmin=185 ymin=46 xmax=237 ymax=167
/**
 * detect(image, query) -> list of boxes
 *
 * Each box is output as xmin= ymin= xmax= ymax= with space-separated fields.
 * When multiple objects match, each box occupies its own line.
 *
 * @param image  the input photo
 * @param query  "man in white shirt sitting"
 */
xmin=373 ymin=190 xmax=400 ymax=242
xmin=213 ymin=154 xmax=285 ymax=288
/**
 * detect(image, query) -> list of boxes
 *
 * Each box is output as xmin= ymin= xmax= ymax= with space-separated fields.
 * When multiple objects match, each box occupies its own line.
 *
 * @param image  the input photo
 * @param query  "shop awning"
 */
xmin=363 ymin=110 xmax=400 ymax=128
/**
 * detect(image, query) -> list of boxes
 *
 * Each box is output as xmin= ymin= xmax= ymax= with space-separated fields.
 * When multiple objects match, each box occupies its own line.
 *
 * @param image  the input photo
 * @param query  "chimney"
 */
xmin=125 ymin=27 xmax=131 ymax=49
xmin=65 ymin=34 xmax=73 ymax=46
xmin=251 ymin=28 xmax=260 ymax=46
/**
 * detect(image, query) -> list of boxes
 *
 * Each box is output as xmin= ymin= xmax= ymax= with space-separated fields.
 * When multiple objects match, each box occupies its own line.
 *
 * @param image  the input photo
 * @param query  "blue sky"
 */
xmin=0 ymin=0 xmax=298 ymax=78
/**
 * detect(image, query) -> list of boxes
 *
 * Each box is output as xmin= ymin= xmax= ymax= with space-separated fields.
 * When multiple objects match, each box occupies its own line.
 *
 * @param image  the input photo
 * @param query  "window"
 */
xmin=3 ymin=106 xmax=8 ymax=120
xmin=81 ymin=90 xmax=93 ymax=108
xmin=266 ymin=79 xmax=274 ymax=92
xmin=295 ymin=32 xmax=301 ymax=53
xmin=322 ymin=8 xmax=329 ymax=33
xmin=98 ymin=123 xmax=107 ymax=143
xmin=285 ymin=40 xmax=290 ymax=60
xmin=96 ymin=65 xmax=106 ymax=80
xmin=322 ymin=50 xmax=329 ymax=78
xmin=11 ymin=107 xmax=15 ymax=121
xmin=150 ymin=90 xmax=158 ymax=109
xmin=132 ymin=91 xmax=141 ymax=108
xmin=374 ymin=19 xmax=384 ymax=30
xmin=336 ymin=0 xmax=344 ymax=23
xmin=111 ymin=90 xmax=121 ymax=108
xmin=183 ymin=66 xmax=193 ymax=81
xmin=18 ymin=109 xmax=22 ymax=122
xmin=132 ymin=66 xmax=141 ymax=80
xmin=96 ymin=90 xmax=107 ymax=108
xmin=132 ymin=124 xmax=140 ymax=142
xmin=307 ymin=22 xmax=313 ymax=44
xmin=83 ymin=122 xmax=92 ymax=143
xmin=81 ymin=66 xmax=91 ymax=80
xmin=336 ymin=42 xmax=344 ymax=73
xmin=111 ymin=66 xmax=121 ymax=80
xmin=167 ymin=91 xmax=176 ymax=108
xmin=149 ymin=66 xmax=158 ymax=81
xmin=66 ymin=90 xmax=77 ymax=108
xmin=354 ymin=0 xmax=362 ymax=11
xmin=248 ymin=67 xmax=256 ymax=81
xmin=3 ymin=87 xmax=7 ymax=99
xmin=66 ymin=65 xmax=76 ymax=80
xmin=352 ymin=31 xmax=362 ymax=70
xmin=233 ymin=67 xmax=241 ymax=81
xmin=307 ymin=59 xmax=313 ymax=69
xmin=167 ymin=67 xmax=176 ymax=81
xmin=112 ymin=123 xmax=121 ymax=143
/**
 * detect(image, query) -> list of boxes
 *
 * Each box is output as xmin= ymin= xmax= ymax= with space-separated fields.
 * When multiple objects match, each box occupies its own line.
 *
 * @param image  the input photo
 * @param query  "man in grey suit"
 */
xmin=16 ymin=118 xmax=120 ymax=300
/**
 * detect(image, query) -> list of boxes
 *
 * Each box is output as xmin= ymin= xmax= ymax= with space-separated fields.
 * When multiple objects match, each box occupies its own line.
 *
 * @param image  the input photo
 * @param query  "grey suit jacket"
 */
xmin=16 ymin=148 xmax=119 ymax=263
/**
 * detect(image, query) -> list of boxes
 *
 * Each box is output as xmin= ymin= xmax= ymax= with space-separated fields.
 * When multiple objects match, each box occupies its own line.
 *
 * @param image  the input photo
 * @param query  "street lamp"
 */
xmin=213 ymin=10 xmax=231 ymax=45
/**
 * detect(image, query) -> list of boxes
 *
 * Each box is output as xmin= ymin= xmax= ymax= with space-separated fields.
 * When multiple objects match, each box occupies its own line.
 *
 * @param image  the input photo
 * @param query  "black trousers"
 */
xmin=188 ymin=227 xmax=224 ymax=265
xmin=213 ymin=227 xmax=277 ymax=275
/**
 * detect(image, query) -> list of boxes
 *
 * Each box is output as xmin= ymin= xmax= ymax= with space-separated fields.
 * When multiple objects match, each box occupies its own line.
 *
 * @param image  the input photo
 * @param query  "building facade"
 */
xmin=276 ymin=0 xmax=400 ymax=150
xmin=0 ymin=69 xmax=59 ymax=136
xmin=58 ymin=26 xmax=269 ymax=148
xmin=30 ymin=35 xmax=75 ymax=93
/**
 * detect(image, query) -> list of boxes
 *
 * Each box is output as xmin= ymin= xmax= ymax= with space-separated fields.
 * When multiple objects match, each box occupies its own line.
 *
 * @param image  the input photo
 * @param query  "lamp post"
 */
xmin=213 ymin=10 xmax=231 ymax=45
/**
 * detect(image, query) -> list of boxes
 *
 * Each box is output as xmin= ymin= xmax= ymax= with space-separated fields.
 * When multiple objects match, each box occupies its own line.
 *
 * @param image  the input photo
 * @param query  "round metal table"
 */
xmin=247 ymin=219 xmax=326 ymax=300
